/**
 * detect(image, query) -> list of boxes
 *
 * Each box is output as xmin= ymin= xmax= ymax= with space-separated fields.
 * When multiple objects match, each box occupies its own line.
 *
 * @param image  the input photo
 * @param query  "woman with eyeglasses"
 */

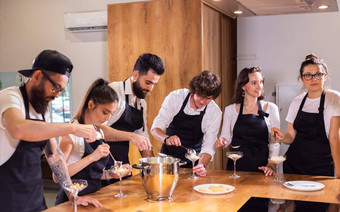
xmin=272 ymin=54 xmax=340 ymax=211
xmin=54 ymin=78 xmax=131 ymax=205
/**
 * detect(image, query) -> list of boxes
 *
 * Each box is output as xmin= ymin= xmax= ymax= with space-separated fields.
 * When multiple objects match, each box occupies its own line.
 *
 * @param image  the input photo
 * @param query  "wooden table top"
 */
xmin=44 ymin=169 xmax=340 ymax=212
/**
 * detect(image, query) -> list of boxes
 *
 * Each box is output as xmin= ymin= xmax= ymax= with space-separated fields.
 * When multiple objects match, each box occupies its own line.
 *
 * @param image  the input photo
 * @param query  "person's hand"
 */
xmin=165 ymin=135 xmax=181 ymax=146
xmin=215 ymin=138 xmax=227 ymax=148
xmin=129 ymin=133 xmax=152 ymax=151
xmin=258 ymin=166 xmax=275 ymax=176
xmin=75 ymin=196 xmax=102 ymax=208
xmin=193 ymin=164 xmax=207 ymax=177
xmin=90 ymin=143 xmax=110 ymax=162
xmin=271 ymin=127 xmax=284 ymax=142
xmin=73 ymin=124 xmax=97 ymax=142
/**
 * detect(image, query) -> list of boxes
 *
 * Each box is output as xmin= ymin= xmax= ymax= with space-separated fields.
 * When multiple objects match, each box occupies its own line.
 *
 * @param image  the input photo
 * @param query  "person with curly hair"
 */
xmin=151 ymin=70 xmax=222 ymax=177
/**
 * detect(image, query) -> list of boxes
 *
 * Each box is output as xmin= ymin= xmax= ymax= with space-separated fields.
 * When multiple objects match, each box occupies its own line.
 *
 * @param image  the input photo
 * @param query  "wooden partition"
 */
xmin=107 ymin=0 xmax=236 ymax=171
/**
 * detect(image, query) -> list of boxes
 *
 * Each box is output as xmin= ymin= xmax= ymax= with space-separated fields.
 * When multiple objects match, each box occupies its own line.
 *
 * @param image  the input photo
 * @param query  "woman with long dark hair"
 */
xmin=215 ymin=66 xmax=280 ymax=211
xmin=54 ymin=78 xmax=131 ymax=205
xmin=216 ymin=66 xmax=280 ymax=174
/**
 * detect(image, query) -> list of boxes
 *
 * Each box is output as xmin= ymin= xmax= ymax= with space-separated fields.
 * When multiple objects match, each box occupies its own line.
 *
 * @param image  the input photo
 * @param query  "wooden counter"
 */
xmin=44 ymin=169 xmax=340 ymax=212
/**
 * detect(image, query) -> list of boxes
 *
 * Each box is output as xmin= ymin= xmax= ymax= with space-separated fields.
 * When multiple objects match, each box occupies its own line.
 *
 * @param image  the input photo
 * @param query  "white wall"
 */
xmin=2 ymin=0 xmax=340 ymax=115
xmin=237 ymin=9 xmax=340 ymax=106
xmin=0 ymin=0 xmax=147 ymax=113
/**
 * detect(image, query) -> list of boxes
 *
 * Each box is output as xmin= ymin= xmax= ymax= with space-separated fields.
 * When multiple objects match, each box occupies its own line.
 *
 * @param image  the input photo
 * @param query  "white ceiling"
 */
xmin=203 ymin=0 xmax=338 ymax=18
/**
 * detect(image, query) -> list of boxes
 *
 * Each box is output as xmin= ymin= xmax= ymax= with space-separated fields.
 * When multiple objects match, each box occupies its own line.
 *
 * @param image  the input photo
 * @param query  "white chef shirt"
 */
xmin=0 ymin=86 xmax=50 ymax=165
xmin=106 ymin=77 xmax=149 ymax=139
xmin=219 ymin=101 xmax=280 ymax=155
xmin=151 ymin=88 xmax=222 ymax=158
xmin=286 ymin=89 xmax=340 ymax=137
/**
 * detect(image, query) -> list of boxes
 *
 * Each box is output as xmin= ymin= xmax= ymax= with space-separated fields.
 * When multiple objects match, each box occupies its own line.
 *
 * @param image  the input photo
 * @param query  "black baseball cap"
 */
xmin=18 ymin=50 xmax=73 ymax=78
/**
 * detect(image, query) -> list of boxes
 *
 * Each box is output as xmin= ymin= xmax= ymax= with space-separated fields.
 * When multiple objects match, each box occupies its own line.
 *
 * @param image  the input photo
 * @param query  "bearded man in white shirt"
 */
xmin=100 ymin=53 xmax=164 ymax=185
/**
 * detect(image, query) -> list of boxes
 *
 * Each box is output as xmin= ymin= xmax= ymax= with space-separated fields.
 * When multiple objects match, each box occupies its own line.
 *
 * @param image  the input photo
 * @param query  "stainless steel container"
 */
xmin=132 ymin=156 xmax=181 ymax=201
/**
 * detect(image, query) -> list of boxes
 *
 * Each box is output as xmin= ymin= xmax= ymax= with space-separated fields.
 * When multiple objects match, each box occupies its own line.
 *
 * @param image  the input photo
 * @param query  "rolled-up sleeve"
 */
xmin=200 ymin=102 xmax=222 ymax=159
xmin=220 ymin=104 xmax=237 ymax=148
xmin=151 ymin=90 xmax=185 ymax=132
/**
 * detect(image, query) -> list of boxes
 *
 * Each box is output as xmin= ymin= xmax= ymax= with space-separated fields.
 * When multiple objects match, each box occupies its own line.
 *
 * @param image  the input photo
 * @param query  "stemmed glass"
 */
xmin=62 ymin=179 xmax=88 ymax=212
xmin=112 ymin=161 xmax=129 ymax=197
xmin=185 ymin=149 xmax=199 ymax=179
xmin=226 ymin=151 xmax=243 ymax=178
xmin=269 ymin=155 xmax=286 ymax=182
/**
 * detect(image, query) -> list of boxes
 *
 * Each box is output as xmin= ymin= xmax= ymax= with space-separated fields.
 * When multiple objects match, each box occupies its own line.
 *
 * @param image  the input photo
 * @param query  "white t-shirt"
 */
xmin=219 ymin=101 xmax=280 ymax=154
xmin=106 ymin=77 xmax=149 ymax=139
xmin=0 ymin=86 xmax=50 ymax=166
xmin=151 ymin=88 xmax=222 ymax=158
xmin=66 ymin=120 xmax=106 ymax=165
xmin=286 ymin=89 xmax=340 ymax=137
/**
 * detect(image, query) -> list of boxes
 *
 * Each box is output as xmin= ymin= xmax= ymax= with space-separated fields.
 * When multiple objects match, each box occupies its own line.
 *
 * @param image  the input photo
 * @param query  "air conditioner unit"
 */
xmin=64 ymin=11 xmax=107 ymax=32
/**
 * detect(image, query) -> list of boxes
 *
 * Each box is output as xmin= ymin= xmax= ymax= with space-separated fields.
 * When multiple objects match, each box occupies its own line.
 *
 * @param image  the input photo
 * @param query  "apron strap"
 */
xmin=257 ymin=101 xmax=269 ymax=117
xmin=19 ymin=84 xmax=52 ymax=155
xmin=318 ymin=91 xmax=326 ymax=113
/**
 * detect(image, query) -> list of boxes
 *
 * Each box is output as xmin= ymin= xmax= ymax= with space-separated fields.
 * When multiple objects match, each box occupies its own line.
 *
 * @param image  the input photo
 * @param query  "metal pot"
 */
xmin=132 ymin=156 xmax=184 ymax=201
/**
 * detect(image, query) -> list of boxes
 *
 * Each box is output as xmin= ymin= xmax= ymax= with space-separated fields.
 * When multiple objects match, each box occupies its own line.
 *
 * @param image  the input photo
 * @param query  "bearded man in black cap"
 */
xmin=0 ymin=50 xmax=102 ymax=211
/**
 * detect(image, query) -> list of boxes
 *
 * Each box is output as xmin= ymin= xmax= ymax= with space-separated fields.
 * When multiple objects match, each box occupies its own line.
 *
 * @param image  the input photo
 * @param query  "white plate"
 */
xmin=193 ymin=184 xmax=235 ymax=194
xmin=283 ymin=181 xmax=325 ymax=191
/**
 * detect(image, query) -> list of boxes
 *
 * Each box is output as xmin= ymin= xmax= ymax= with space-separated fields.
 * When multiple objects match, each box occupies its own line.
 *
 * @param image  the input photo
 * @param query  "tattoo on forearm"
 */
xmin=50 ymin=159 xmax=71 ymax=194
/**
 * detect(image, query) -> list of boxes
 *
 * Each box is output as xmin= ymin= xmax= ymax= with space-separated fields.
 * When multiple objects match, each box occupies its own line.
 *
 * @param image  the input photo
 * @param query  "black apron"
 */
xmin=228 ymin=100 xmax=269 ymax=212
xmin=55 ymin=138 xmax=109 ymax=205
xmin=284 ymin=92 xmax=331 ymax=212
xmin=284 ymin=91 xmax=334 ymax=176
xmin=161 ymin=93 xmax=207 ymax=168
xmin=0 ymin=84 xmax=49 ymax=212
xmin=227 ymin=101 xmax=269 ymax=172
xmin=106 ymin=80 xmax=144 ymax=166
xmin=102 ymin=80 xmax=143 ymax=186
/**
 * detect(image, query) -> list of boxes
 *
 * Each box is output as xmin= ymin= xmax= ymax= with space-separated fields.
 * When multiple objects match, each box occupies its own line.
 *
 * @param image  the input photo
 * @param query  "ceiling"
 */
xmin=203 ymin=0 xmax=339 ymax=18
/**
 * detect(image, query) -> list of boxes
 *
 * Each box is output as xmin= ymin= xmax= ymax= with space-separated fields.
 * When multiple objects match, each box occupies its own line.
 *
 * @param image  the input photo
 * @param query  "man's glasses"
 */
xmin=41 ymin=71 xmax=66 ymax=94
xmin=302 ymin=72 xmax=325 ymax=81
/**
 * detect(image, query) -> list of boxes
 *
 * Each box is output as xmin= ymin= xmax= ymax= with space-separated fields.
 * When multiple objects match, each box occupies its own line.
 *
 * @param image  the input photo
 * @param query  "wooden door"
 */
xmin=108 ymin=0 xmax=202 ymax=171
xmin=202 ymin=4 xmax=237 ymax=169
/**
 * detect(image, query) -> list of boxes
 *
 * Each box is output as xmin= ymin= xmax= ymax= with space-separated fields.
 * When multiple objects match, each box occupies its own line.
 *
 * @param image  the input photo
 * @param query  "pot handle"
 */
xmin=132 ymin=164 xmax=150 ymax=170
xmin=179 ymin=161 xmax=187 ymax=166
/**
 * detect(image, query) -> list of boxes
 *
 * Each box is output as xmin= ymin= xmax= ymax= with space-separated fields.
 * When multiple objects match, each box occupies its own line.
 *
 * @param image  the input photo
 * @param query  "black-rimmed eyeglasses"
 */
xmin=302 ymin=72 xmax=325 ymax=81
xmin=41 ymin=71 xmax=66 ymax=94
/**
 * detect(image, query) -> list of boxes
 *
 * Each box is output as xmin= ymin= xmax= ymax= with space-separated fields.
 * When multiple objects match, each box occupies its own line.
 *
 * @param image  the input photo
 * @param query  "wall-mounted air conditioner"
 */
xmin=64 ymin=11 xmax=107 ymax=32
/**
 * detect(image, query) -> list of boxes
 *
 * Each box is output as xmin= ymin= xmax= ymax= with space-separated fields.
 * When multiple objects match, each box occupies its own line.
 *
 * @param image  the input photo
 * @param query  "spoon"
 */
xmin=179 ymin=145 xmax=196 ymax=154
xmin=93 ymin=125 xmax=117 ymax=164
xmin=165 ymin=140 xmax=196 ymax=154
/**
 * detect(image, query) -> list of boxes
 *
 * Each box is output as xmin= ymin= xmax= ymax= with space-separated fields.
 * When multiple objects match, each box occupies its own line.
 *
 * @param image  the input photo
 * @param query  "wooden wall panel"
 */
xmin=220 ymin=14 xmax=237 ymax=169
xmin=202 ymin=4 xmax=222 ymax=170
xmin=108 ymin=0 xmax=202 ymax=169
xmin=202 ymin=4 xmax=237 ymax=170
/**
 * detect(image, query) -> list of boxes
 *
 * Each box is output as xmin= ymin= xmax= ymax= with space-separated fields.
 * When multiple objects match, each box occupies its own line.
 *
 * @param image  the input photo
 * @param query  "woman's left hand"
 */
xmin=193 ymin=164 xmax=207 ymax=176
xmin=258 ymin=166 xmax=275 ymax=176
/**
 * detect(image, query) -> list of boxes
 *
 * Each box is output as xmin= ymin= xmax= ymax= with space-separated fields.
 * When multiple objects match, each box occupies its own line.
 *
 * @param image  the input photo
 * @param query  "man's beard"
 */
xmin=132 ymin=79 xmax=148 ymax=99
xmin=30 ymin=83 xmax=54 ymax=115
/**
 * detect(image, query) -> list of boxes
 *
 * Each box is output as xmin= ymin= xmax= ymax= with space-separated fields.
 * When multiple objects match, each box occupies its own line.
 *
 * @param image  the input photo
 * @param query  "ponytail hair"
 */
xmin=73 ymin=78 xmax=118 ymax=124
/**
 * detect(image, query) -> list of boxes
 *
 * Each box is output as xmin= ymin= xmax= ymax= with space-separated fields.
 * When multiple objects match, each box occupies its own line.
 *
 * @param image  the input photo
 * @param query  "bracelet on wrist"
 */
xmin=164 ymin=136 xmax=170 ymax=143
